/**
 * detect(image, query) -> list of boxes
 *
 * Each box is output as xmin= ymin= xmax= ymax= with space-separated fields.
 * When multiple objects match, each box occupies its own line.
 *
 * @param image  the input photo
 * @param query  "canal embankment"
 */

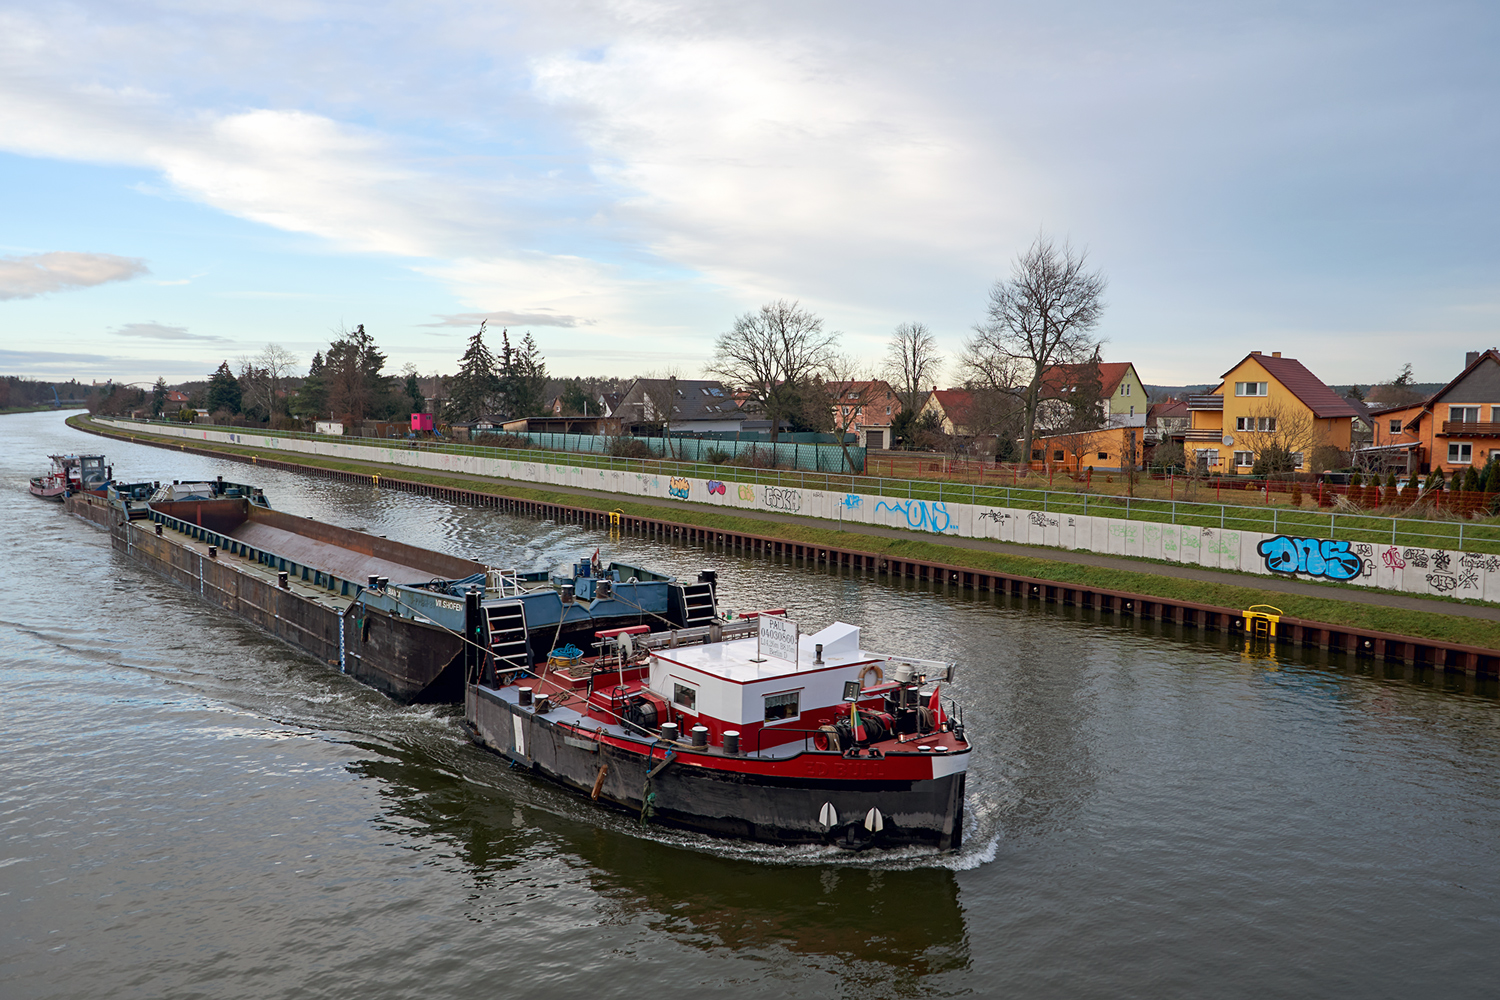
xmin=70 ymin=414 xmax=1500 ymax=660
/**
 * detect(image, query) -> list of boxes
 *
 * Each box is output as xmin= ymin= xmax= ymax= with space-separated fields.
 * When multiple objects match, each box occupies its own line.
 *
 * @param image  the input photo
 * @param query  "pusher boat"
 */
xmin=465 ymin=611 xmax=969 ymax=850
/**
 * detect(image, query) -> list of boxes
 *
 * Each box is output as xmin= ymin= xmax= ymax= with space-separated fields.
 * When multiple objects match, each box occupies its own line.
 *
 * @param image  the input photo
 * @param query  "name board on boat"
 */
xmin=759 ymin=614 xmax=799 ymax=666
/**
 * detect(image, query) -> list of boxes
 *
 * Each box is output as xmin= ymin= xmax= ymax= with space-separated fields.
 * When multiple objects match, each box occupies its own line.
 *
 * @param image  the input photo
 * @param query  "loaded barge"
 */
xmin=64 ymin=477 xmax=719 ymax=703
xmin=467 ymin=614 xmax=969 ymax=850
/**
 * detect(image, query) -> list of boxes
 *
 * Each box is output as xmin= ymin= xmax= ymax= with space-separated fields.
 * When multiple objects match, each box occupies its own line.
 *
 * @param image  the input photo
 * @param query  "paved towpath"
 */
xmin=87 ymin=421 xmax=1500 ymax=623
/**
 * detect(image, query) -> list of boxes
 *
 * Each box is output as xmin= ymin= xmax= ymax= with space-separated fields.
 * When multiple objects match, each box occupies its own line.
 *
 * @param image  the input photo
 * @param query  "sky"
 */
xmin=1 ymin=0 xmax=1497 ymax=389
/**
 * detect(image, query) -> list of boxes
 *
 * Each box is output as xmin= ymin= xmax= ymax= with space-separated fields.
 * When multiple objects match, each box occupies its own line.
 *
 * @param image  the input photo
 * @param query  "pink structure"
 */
xmin=411 ymin=413 xmax=433 ymax=431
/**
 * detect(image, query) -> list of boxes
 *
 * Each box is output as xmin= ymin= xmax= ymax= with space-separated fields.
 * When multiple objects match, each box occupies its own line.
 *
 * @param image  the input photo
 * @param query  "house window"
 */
xmin=1235 ymin=382 xmax=1268 ymax=396
xmin=764 ymin=691 xmax=800 ymax=722
xmin=673 ymin=683 xmax=697 ymax=712
xmin=1234 ymin=451 xmax=1255 ymax=467
xmin=1097 ymin=451 xmax=1108 ymax=459
xmin=1491 ymin=406 xmax=1500 ymax=422
xmin=1449 ymin=442 xmax=1473 ymax=464
xmin=1236 ymin=416 xmax=1278 ymax=432
xmin=1122 ymin=383 xmax=1131 ymax=396
xmin=1032 ymin=450 xmax=1042 ymax=460
xmin=1389 ymin=419 xmax=1402 ymax=434
xmin=1053 ymin=450 xmax=1064 ymax=461
xmin=1196 ymin=449 xmax=1219 ymax=467
xmin=1291 ymin=452 xmax=1304 ymax=469
xmin=1451 ymin=406 xmax=1480 ymax=424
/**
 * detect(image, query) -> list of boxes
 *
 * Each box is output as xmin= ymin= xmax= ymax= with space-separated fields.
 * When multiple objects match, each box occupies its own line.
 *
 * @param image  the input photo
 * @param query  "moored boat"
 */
xmin=466 ymin=613 xmax=969 ymax=850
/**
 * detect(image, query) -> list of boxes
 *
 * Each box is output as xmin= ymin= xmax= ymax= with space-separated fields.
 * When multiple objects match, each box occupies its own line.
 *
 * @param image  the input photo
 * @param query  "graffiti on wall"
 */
xmin=839 ymin=494 xmax=862 ymax=510
xmin=978 ymin=509 xmax=1013 ymax=524
xmin=1256 ymin=536 xmax=1367 ymax=581
xmin=738 ymin=484 xmax=755 ymax=501
xmin=764 ymin=486 xmax=802 ymax=512
xmin=875 ymin=499 xmax=952 ymax=533
xmin=707 ymin=480 xmax=726 ymax=495
xmin=668 ymin=477 xmax=691 ymax=499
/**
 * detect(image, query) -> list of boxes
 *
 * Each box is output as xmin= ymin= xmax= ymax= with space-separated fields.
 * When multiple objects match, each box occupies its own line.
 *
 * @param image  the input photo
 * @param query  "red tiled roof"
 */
xmin=928 ymin=389 xmax=973 ymax=425
xmin=1223 ymin=354 xmax=1360 ymax=420
xmin=1040 ymin=362 xmax=1134 ymax=398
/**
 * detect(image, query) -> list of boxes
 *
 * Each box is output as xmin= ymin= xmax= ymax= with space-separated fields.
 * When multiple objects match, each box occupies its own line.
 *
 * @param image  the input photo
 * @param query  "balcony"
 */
xmin=1439 ymin=421 xmax=1500 ymax=436
xmin=1183 ymin=428 xmax=1226 ymax=442
xmin=1185 ymin=394 xmax=1223 ymax=410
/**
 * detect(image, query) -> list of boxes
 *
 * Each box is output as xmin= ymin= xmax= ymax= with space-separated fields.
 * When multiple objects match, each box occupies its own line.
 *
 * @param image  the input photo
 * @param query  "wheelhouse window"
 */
xmin=763 ymin=691 xmax=800 ymax=722
xmin=1235 ymin=382 xmax=1268 ymax=397
xmin=1449 ymin=442 xmax=1473 ymax=464
xmin=673 ymin=682 xmax=697 ymax=712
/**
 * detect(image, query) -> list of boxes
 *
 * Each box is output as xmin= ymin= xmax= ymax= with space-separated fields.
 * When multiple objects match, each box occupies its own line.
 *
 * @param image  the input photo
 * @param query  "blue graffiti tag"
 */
xmin=839 ymin=494 xmax=862 ymax=509
xmin=875 ymin=499 xmax=952 ymax=533
xmin=1257 ymin=536 xmax=1364 ymax=580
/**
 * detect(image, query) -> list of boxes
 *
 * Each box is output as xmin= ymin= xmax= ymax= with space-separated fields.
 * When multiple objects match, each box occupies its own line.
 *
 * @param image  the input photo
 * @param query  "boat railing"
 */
xmin=634 ymin=618 xmax=759 ymax=650
xmin=488 ymin=567 xmax=525 ymax=598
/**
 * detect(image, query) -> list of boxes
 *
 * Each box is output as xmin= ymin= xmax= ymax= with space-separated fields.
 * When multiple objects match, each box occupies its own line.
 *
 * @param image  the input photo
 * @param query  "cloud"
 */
xmin=112 ymin=321 xmax=225 ymax=342
xmin=422 ymin=310 xmax=592 ymax=329
xmin=0 ymin=252 xmax=149 ymax=300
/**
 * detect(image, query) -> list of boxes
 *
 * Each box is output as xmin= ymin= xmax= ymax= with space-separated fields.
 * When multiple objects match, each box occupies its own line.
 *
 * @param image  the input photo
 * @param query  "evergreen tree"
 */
xmin=324 ymin=325 xmax=395 ymax=423
xmin=151 ymin=377 xmax=168 ymax=418
xmin=292 ymin=351 xmax=328 ymax=419
xmin=404 ymin=371 xmax=425 ymax=414
xmin=445 ymin=321 xmax=501 ymax=422
xmin=498 ymin=329 xmax=549 ymax=418
xmin=1464 ymin=466 xmax=1481 ymax=492
xmin=206 ymin=361 xmax=242 ymax=414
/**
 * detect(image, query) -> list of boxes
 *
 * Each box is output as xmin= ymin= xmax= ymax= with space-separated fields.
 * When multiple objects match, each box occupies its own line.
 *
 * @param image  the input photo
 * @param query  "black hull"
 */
xmin=467 ymin=685 xmax=966 ymax=850
xmin=68 ymin=492 xmax=466 ymax=703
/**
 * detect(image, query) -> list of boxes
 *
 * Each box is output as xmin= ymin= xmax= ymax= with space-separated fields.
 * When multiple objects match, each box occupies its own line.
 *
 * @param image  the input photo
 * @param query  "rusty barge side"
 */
xmin=66 ymin=492 xmax=471 ymax=702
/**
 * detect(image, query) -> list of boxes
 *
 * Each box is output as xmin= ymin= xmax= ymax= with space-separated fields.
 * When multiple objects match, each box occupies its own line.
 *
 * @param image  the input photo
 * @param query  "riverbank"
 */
xmin=70 ymin=414 xmax=1500 ymax=650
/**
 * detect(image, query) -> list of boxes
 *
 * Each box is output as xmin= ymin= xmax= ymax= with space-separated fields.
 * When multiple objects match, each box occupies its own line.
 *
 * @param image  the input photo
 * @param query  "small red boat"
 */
xmin=466 ymin=611 xmax=969 ymax=850
xmin=30 ymin=454 xmax=111 ymax=501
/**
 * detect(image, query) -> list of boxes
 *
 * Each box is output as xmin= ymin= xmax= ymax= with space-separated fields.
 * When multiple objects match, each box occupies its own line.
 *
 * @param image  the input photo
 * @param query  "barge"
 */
xmin=466 ymin=614 xmax=969 ymax=850
xmin=64 ymin=476 xmax=718 ymax=703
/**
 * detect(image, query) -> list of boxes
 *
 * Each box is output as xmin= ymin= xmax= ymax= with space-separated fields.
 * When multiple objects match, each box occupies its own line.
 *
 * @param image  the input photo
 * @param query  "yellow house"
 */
xmin=1185 ymin=351 xmax=1357 ymax=473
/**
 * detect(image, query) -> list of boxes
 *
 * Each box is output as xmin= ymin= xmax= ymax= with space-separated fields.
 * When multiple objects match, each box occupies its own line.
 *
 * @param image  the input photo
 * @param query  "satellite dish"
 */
xmin=1222 ymin=434 xmax=1235 ymax=446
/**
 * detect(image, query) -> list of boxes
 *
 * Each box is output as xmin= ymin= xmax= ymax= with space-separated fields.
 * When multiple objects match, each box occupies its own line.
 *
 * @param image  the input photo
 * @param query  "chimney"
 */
xmin=1272 ymin=352 xmax=1281 ymax=358
xmin=1251 ymin=350 xmax=1262 ymax=355
xmin=1468 ymin=351 xmax=1482 ymax=367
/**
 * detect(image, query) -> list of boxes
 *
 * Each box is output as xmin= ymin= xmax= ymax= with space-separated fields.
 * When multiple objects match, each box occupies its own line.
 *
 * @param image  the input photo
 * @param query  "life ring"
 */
xmin=859 ymin=664 xmax=883 ymax=690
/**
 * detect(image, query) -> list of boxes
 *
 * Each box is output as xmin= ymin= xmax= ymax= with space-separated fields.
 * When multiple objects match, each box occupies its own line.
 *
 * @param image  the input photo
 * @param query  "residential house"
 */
xmin=1366 ymin=350 xmax=1500 ymax=475
xmin=1184 ymin=351 xmax=1358 ymax=473
xmin=825 ymin=379 xmax=900 ymax=449
xmin=919 ymin=389 xmax=975 ymax=437
xmin=613 ymin=378 xmax=744 ymax=435
xmin=1034 ymin=424 xmax=1145 ymax=473
xmin=1037 ymin=361 xmax=1148 ymax=431
xmin=1146 ymin=398 xmax=1189 ymax=445
xmin=165 ymin=390 xmax=191 ymax=405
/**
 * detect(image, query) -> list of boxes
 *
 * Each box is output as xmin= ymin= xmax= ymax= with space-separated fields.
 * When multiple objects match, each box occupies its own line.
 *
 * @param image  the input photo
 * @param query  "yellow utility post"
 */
xmin=1243 ymin=604 xmax=1282 ymax=638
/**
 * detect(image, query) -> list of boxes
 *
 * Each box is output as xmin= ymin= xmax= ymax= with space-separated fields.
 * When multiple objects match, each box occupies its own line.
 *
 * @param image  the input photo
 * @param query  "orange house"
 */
xmin=1185 ymin=351 xmax=1357 ymax=473
xmin=1367 ymin=350 xmax=1500 ymax=475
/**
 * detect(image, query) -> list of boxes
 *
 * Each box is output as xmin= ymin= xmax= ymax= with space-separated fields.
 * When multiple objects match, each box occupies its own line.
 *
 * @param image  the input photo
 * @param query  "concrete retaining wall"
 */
xmin=98 ymin=419 xmax=1500 ymax=604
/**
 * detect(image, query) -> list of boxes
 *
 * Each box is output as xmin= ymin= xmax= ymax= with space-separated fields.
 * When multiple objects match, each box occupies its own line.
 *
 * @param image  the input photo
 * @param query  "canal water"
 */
xmin=4 ymin=411 xmax=1499 ymax=999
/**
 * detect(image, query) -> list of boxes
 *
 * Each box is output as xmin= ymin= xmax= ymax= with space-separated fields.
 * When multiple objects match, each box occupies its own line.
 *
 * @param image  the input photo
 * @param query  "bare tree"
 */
xmin=705 ymin=299 xmax=839 ymax=443
xmin=823 ymin=351 xmax=871 ymax=472
xmin=883 ymin=322 xmax=943 ymax=415
xmin=257 ymin=343 xmax=299 ymax=420
xmin=1236 ymin=400 xmax=1318 ymax=475
xmin=964 ymin=234 xmax=1107 ymax=474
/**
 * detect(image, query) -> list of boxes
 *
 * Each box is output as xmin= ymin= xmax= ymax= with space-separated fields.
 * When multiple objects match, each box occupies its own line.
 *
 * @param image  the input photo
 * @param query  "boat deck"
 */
xmin=230 ymin=521 xmax=438 ymax=584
